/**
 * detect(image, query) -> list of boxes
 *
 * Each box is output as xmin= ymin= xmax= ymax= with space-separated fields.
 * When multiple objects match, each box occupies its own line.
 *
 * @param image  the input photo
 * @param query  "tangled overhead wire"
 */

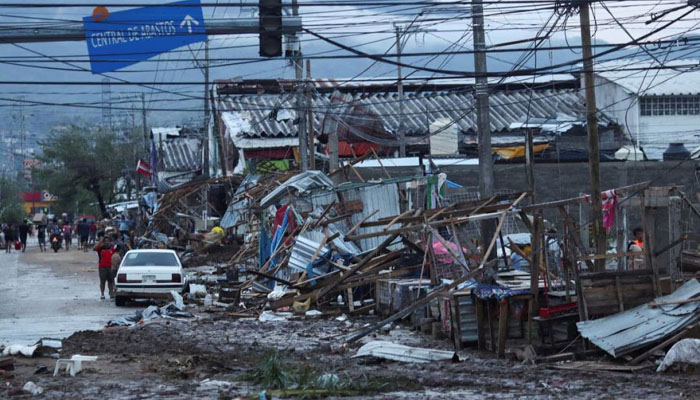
xmin=554 ymin=0 xmax=585 ymax=18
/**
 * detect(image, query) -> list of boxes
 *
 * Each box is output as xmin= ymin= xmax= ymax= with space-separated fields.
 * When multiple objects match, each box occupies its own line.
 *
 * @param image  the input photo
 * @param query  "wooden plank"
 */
xmin=317 ymin=233 xmax=400 ymax=301
xmin=519 ymin=181 xmax=651 ymax=212
xmin=345 ymin=209 xmax=379 ymax=237
xmin=497 ymin=299 xmax=508 ymax=358
xmin=615 ymin=276 xmax=624 ymax=313
xmin=384 ymin=210 xmax=413 ymax=230
xmin=629 ymin=324 xmax=696 ymax=365
xmin=476 ymin=298 xmax=485 ymax=350
xmin=552 ymin=361 xmax=652 ymax=372
xmin=649 ymin=296 xmax=700 ymax=307
xmin=578 ymin=251 xmax=643 ymax=261
xmin=347 ymin=288 xmax=355 ymax=312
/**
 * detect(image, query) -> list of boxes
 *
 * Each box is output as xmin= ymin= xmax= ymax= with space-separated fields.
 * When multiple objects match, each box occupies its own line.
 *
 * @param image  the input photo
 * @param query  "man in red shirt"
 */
xmin=95 ymin=238 xmax=115 ymax=300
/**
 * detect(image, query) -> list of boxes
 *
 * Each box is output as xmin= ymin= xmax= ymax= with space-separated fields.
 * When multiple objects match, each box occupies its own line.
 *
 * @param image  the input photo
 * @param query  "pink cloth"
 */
xmin=601 ymin=189 xmax=617 ymax=233
xmin=583 ymin=189 xmax=618 ymax=233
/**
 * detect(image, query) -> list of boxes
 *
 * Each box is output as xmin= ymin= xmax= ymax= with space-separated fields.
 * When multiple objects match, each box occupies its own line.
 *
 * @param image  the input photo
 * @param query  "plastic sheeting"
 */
xmin=657 ymin=338 xmax=700 ymax=372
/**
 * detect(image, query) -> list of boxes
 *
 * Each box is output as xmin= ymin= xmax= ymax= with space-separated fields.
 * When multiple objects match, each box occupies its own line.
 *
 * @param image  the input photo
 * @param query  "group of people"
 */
xmin=0 ymin=221 xmax=31 ymax=253
xmin=41 ymin=218 xmax=99 ymax=252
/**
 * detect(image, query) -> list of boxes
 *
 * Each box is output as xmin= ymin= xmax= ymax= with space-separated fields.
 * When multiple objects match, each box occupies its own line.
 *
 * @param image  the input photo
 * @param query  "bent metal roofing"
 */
xmin=218 ymin=85 xmax=589 ymax=142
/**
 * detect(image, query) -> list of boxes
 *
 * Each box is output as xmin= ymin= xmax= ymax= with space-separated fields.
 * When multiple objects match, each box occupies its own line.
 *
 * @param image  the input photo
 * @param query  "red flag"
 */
xmin=136 ymin=159 xmax=153 ymax=177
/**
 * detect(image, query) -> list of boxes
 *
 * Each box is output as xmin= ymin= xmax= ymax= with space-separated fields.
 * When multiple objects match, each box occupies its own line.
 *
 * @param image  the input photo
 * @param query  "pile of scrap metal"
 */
xmin=214 ymin=168 xmax=530 ymax=324
xmin=139 ymin=175 xmax=243 ymax=250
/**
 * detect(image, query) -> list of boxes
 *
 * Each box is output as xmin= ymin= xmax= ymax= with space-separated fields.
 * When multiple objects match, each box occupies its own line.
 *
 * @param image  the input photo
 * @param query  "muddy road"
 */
xmin=2 ymin=240 xmax=699 ymax=398
xmin=0 ymin=238 xmax=126 ymax=345
xmin=5 ymin=311 xmax=700 ymax=399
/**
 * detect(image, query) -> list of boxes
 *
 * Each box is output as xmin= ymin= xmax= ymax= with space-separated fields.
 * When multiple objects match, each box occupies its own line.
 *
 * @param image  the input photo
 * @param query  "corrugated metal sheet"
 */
xmin=353 ymin=340 xmax=458 ymax=363
xmin=453 ymin=293 xmax=479 ymax=344
xmin=161 ymin=138 xmax=202 ymax=172
xmin=220 ymin=174 xmax=262 ymax=230
xmin=287 ymin=235 xmax=332 ymax=279
xmin=218 ymin=87 xmax=589 ymax=141
xmin=577 ymin=279 xmax=700 ymax=358
xmin=306 ymin=182 xmax=402 ymax=252
xmin=260 ymin=171 xmax=335 ymax=208
xmin=343 ymin=183 xmax=402 ymax=252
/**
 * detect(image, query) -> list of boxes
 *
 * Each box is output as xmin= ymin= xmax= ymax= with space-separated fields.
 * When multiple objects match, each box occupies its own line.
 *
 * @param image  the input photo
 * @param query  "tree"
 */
xmin=37 ymin=125 xmax=132 ymax=217
xmin=0 ymin=178 xmax=25 ymax=223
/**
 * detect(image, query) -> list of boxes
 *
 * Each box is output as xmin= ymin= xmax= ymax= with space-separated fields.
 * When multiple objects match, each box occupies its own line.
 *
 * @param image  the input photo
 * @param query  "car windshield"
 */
xmin=122 ymin=252 xmax=179 ymax=267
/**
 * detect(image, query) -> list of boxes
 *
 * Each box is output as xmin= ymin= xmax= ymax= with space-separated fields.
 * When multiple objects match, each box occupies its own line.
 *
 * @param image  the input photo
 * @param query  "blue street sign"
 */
xmin=83 ymin=0 xmax=206 ymax=74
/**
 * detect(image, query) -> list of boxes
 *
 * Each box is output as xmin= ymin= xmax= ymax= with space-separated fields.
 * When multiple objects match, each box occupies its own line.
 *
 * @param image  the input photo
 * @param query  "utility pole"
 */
xmin=306 ymin=59 xmax=315 ymax=170
xmin=203 ymin=39 xmax=210 ymax=128
xmin=472 ymin=0 xmax=496 ymax=259
xmin=141 ymin=93 xmax=148 ymax=154
xmin=395 ymin=25 xmax=406 ymax=157
xmin=526 ymin=128 xmax=541 ymax=312
xmin=579 ymin=2 xmax=606 ymax=271
xmin=292 ymin=0 xmax=308 ymax=171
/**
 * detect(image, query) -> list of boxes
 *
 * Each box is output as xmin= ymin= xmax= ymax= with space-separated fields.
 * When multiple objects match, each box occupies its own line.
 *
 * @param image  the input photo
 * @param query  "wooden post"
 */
xmin=476 ymin=299 xmax=485 ymax=350
xmin=579 ymin=2 xmax=606 ymax=271
xmin=497 ymin=299 xmax=508 ymax=358
xmin=306 ymin=59 xmax=315 ymax=170
xmin=640 ymin=190 xmax=660 ymax=296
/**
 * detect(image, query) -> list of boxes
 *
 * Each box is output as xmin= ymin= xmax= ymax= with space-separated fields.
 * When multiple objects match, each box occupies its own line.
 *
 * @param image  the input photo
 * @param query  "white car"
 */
xmin=114 ymin=249 xmax=188 ymax=307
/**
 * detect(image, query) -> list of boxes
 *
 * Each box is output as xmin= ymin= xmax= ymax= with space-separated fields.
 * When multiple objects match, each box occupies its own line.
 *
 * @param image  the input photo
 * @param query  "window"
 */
xmin=640 ymin=96 xmax=700 ymax=116
xmin=122 ymin=252 xmax=180 ymax=267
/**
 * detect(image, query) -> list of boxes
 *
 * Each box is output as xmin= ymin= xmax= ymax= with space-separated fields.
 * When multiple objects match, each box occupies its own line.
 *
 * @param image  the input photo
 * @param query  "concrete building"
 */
xmin=593 ymin=59 xmax=700 ymax=159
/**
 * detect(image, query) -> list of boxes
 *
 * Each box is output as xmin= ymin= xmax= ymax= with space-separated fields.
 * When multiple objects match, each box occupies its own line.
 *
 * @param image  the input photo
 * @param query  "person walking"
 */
xmin=88 ymin=221 xmax=97 ymax=245
xmin=18 ymin=220 xmax=29 ymax=253
xmin=4 ymin=223 xmax=14 ymax=253
xmin=37 ymin=223 xmax=46 ymax=252
xmin=118 ymin=215 xmax=131 ymax=242
xmin=77 ymin=218 xmax=90 ymax=252
xmin=63 ymin=222 xmax=72 ymax=251
xmin=94 ymin=238 xmax=115 ymax=300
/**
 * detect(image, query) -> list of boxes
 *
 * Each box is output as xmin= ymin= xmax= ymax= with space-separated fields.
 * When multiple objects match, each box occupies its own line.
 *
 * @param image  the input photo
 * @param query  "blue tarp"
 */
xmin=471 ymin=283 xmax=531 ymax=301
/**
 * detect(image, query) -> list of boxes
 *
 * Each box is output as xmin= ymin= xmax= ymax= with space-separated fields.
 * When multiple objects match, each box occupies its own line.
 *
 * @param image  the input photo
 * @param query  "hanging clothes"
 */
xmin=601 ymin=189 xmax=618 ymax=233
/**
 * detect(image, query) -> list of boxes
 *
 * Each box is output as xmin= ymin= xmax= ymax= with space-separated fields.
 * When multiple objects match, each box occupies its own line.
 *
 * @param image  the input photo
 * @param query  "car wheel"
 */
xmin=183 ymin=282 xmax=190 ymax=294
xmin=115 ymin=296 xmax=126 ymax=307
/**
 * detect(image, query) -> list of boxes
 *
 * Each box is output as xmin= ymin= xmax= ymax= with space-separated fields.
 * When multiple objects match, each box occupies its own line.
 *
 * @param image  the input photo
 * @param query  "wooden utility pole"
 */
xmin=579 ymin=2 xmax=606 ymax=271
xmin=204 ymin=39 xmax=210 ymax=127
xmin=525 ymin=129 xmax=536 ymax=198
xmin=292 ymin=0 xmax=308 ymax=171
xmin=526 ymin=128 xmax=540 ymax=313
xmin=395 ymin=25 xmax=406 ymax=157
xmin=472 ymin=0 xmax=496 ymax=259
xmin=210 ymin=89 xmax=227 ymax=176
xmin=202 ymin=39 xmax=211 ymax=176
xmin=306 ymin=59 xmax=315 ymax=169
xmin=141 ymin=93 xmax=148 ymax=153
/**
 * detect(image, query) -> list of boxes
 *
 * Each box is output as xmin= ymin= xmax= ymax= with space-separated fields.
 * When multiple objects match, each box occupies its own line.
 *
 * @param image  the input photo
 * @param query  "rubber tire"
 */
xmin=115 ymin=296 xmax=127 ymax=307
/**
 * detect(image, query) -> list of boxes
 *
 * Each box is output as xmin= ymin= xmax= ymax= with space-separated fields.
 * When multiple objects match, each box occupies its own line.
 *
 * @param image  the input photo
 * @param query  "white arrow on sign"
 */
xmin=180 ymin=15 xmax=200 ymax=34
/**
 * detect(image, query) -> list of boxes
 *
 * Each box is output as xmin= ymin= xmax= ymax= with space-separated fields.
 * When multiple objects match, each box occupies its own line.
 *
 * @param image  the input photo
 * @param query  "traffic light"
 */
xmin=259 ymin=0 xmax=282 ymax=57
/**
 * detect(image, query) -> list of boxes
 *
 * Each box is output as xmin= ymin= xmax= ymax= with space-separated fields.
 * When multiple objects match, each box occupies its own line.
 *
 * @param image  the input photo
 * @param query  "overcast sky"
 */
xmin=0 ymin=0 xmax=697 ymax=127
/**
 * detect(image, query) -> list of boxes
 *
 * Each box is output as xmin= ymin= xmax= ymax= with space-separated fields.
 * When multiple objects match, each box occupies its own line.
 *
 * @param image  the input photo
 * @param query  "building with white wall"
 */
xmin=592 ymin=59 xmax=700 ymax=159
